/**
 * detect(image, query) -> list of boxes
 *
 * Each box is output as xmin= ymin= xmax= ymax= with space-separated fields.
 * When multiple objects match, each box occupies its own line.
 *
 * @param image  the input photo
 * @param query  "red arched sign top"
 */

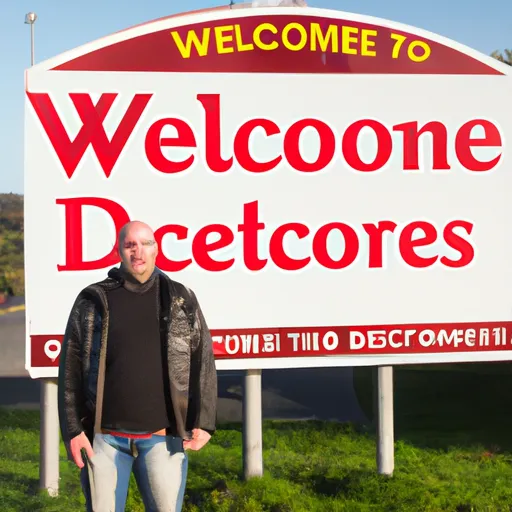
xmin=50 ymin=13 xmax=503 ymax=75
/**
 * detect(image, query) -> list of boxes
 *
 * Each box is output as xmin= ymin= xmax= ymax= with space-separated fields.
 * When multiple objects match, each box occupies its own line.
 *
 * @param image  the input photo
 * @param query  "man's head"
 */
xmin=118 ymin=221 xmax=158 ymax=283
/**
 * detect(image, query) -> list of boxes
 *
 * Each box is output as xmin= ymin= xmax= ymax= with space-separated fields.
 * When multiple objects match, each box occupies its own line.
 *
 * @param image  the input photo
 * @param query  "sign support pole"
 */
xmin=242 ymin=369 xmax=263 ymax=479
xmin=376 ymin=365 xmax=394 ymax=476
xmin=40 ymin=377 xmax=60 ymax=496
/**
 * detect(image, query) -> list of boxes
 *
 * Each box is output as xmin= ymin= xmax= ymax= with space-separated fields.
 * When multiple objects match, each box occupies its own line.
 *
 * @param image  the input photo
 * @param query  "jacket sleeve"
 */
xmin=58 ymin=294 xmax=87 ymax=448
xmin=186 ymin=289 xmax=218 ymax=434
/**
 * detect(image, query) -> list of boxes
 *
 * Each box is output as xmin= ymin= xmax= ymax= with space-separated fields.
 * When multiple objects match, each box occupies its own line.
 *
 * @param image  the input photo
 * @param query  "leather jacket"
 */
xmin=57 ymin=266 xmax=218 ymax=451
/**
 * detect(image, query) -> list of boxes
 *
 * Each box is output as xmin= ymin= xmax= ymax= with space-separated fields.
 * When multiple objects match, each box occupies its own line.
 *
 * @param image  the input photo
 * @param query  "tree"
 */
xmin=491 ymin=49 xmax=512 ymax=65
xmin=0 ymin=193 xmax=24 ymax=296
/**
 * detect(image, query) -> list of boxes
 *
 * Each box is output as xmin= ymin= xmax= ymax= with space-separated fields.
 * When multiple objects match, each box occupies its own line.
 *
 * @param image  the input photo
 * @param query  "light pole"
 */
xmin=25 ymin=11 xmax=59 ymax=497
xmin=24 ymin=12 xmax=37 ymax=66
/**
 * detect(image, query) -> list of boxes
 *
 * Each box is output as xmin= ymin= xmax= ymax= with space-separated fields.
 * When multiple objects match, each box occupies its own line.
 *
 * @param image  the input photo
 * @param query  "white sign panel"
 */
xmin=24 ymin=6 xmax=512 ymax=378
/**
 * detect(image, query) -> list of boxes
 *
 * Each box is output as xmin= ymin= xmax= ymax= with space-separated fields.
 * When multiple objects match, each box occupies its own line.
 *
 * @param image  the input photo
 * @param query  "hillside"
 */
xmin=0 ymin=193 xmax=24 ymax=296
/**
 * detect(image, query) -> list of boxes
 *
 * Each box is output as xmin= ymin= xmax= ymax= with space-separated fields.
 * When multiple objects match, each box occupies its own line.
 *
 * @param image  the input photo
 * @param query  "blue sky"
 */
xmin=2 ymin=0 xmax=510 ymax=194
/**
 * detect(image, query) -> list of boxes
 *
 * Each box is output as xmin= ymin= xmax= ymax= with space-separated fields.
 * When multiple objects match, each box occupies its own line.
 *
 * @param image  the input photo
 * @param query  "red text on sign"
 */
xmin=27 ymin=92 xmax=503 ymax=178
xmin=56 ymin=196 xmax=475 ymax=272
xmin=30 ymin=322 xmax=512 ymax=368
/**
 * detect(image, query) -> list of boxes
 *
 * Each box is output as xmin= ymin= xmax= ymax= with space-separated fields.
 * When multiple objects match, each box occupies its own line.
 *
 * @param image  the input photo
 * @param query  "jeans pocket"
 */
xmin=91 ymin=433 xmax=118 ymax=461
xmin=100 ymin=433 xmax=122 ymax=451
xmin=165 ymin=436 xmax=185 ymax=455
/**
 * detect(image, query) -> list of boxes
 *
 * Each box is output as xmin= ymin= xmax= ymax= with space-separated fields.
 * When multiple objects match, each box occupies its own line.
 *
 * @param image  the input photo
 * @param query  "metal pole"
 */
xmin=30 ymin=22 xmax=35 ymax=66
xmin=25 ymin=10 xmax=59 ymax=497
xmin=242 ymin=369 xmax=263 ymax=479
xmin=376 ymin=366 xmax=394 ymax=475
xmin=24 ymin=12 xmax=37 ymax=66
xmin=40 ymin=378 xmax=60 ymax=496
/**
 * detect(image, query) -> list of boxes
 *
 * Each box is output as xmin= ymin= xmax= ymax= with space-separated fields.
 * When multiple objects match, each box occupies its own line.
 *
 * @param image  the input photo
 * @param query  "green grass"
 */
xmin=2 ymin=362 xmax=512 ymax=511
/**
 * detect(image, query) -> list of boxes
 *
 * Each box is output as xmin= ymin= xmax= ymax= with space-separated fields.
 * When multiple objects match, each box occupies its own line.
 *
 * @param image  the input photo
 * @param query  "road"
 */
xmin=0 ymin=297 xmax=27 ymax=377
xmin=0 ymin=297 xmax=368 ymax=424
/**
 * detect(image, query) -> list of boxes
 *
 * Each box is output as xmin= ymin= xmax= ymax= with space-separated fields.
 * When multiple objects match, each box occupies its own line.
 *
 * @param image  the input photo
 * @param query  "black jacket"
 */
xmin=57 ymin=266 xmax=217 ymax=451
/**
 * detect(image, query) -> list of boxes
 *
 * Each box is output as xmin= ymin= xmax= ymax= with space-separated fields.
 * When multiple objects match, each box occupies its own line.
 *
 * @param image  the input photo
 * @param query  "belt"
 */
xmin=101 ymin=427 xmax=167 ymax=439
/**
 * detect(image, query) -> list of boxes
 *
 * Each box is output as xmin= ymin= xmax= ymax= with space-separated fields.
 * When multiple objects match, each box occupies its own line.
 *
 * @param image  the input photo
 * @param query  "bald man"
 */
xmin=58 ymin=220 xmax=218 ymax=512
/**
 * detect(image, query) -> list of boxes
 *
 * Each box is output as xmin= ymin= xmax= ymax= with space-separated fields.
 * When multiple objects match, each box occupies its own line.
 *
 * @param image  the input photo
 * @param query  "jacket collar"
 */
xmin=107 ymin=266 xmax=158 ymax=294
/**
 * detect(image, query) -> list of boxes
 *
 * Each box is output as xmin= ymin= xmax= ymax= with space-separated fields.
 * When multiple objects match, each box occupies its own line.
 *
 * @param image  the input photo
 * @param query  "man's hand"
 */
xmin=70 ymin=432 xmax=94 ymax=469
xmin=183 ymin=428 xmax=211 ymax=451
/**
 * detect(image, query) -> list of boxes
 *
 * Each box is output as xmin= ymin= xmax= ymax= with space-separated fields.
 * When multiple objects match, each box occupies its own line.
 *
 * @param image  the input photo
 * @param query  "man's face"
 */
xmin=118 ymin=223 xmax=158 ymax=281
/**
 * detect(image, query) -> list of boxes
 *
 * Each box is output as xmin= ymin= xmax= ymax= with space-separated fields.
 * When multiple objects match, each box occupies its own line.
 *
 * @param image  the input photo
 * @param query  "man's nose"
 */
xmin=133 ymin=244 xmax=143 ymax=257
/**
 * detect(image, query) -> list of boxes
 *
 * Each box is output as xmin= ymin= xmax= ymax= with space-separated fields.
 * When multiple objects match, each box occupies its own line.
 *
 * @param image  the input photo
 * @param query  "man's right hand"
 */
xmin=70 ymin=432 xmax=94 ymax=469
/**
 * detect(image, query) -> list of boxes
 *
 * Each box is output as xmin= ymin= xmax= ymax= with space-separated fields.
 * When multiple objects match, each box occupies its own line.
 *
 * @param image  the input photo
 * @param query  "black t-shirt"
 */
xmin=101 ymin=278 xmax=172 ymax=432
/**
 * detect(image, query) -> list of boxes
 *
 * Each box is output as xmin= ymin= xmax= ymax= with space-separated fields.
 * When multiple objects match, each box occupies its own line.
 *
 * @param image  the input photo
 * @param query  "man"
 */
xmin=58 ymin=220 xmax=218 ymax=512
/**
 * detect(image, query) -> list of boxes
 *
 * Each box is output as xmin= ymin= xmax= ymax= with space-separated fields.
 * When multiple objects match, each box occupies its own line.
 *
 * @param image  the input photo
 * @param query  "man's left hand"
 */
xmin=183 ymin=428 xmax=211 ymax=451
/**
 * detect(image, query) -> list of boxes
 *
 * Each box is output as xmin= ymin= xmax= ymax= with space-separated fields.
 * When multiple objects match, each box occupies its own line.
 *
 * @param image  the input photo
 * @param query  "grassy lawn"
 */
xmin=2 ymin=362 xmax=512 ymax=511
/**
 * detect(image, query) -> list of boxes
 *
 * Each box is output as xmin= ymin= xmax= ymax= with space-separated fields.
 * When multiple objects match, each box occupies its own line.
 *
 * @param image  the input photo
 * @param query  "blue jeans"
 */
xmin=80 ymin=433 xmax=188 ymax=512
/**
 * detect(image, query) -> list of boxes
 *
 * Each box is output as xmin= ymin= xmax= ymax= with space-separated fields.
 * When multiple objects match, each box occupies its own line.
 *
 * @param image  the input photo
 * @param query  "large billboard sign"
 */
xmin=24 ymin=5 xmax=512 ymax=378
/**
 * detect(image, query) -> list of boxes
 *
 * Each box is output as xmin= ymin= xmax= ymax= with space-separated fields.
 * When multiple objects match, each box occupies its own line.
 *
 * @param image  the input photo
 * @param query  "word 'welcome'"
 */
xmin=170 ymin=22 xmax=380 ymax=58
xmin=27 ymin=92 xmax=503 ymax=179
